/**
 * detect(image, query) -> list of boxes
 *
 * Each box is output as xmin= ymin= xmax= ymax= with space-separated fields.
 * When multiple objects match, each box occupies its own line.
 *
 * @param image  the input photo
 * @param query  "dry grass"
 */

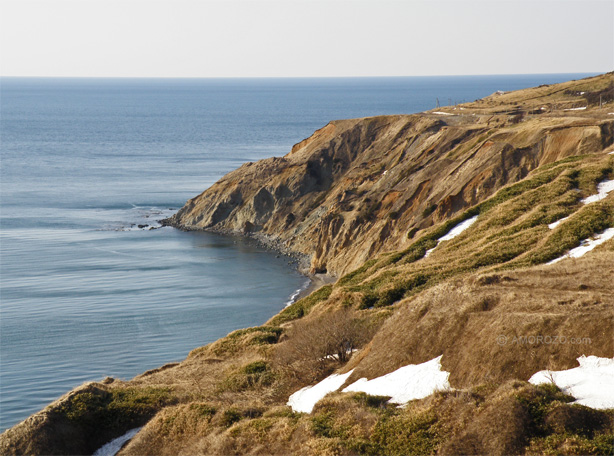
xmin=121 ymin=380 xmax=613 ymax=455
xmin=271 ymin=308 xmax=379 ymax=385
xmin=4 ymin=73 xmax=614 ymax=456
xmin=344 ymin=251 xmax=613 ymax=389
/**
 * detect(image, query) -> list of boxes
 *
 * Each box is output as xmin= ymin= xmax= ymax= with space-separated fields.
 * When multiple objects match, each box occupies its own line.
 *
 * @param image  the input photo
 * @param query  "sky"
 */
xmin=1 ymin=0 xmax=612 ymax=78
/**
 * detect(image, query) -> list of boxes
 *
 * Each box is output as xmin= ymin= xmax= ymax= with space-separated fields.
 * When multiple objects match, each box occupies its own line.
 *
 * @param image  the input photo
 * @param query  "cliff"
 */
xmin=168 ymin=74 xmax=614 ymax=276
xmin=2 ymin=73 xmax=613 ymax=456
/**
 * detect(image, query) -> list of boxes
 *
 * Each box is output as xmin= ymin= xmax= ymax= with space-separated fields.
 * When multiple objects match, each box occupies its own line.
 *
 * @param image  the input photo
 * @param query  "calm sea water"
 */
xmin=0 ymin=74 xmax=594 ymax=430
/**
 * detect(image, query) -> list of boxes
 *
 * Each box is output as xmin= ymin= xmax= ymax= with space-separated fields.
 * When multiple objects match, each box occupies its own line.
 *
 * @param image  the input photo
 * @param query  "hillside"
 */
xmin=1 ymin=73 xmax=613 ymax=456
xmin=167 ymin=73 xmax=613 ymax=277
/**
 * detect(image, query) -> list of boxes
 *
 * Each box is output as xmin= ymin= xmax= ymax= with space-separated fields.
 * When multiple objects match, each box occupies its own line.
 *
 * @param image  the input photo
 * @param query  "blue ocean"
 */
xmin=0 ymin=74 xmax=594 ymax=430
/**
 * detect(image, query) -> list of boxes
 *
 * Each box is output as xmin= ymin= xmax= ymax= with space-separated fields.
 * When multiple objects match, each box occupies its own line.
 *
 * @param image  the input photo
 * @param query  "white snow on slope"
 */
xmin=342 ymin=356 xmax=450 ymax=405
xmin=424 ymin=247 xmax=436 ymax=258
xmin=529 ymin=356 xmax=614 ymax=409
xmin=93 ymin=427 xmax=142 ymax=456
xmin=432 ymin=111 xmax=454 ymax=116
xmin=548 ymin=179 xmax=614 ymax=230
xmin=581 ymin=179 xmax=614 ymax=204
xmin=424 ymin=215 xmax=479 ymax=257
xmin=287 ymin=370 xmax=354 ymax=413
xmin=563 ymin=106 xmax=587 ymax=111
xmin=548 ymin=227 xmax=614 ymax=264
xmin=548 ymin=216 xmax=569 ymax=230
xmin=439 ymin=215 xmax=479 ymax=241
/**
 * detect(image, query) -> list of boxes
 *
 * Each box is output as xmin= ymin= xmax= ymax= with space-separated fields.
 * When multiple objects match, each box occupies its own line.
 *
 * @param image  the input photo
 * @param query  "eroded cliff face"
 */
xmin=168 ymin=81 xmax=614 ymax=276
xmin=3 ymin=71 xmax=614 ymax=456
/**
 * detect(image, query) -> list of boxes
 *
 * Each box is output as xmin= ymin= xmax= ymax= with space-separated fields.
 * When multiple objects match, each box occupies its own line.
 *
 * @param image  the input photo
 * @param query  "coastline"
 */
xmin=161 ymin=217 xmax=338 ymax=311
xmin=293 ymin=272 xmax=336 ymax=302
xmin=160 ymin=215 xmax=338 ymax=306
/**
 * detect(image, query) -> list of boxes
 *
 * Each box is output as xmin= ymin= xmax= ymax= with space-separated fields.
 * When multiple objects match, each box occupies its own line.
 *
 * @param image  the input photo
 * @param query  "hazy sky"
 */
xmin=1 ymin=0 xmax=612 ymax=78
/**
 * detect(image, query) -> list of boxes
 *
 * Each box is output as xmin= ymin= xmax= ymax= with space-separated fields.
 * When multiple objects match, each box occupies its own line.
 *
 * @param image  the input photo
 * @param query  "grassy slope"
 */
xmin=1 ymin=74 xmax=613 ymax=456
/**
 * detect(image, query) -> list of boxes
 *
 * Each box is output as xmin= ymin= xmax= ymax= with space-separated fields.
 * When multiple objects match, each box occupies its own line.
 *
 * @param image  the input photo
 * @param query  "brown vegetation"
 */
xmin=272 ymin=309 xmax=379 ymax=384
xmin=167 ymin=73 xmax=614 ymax=277
xmin=2 ymin=73 xmax=614 ymax=456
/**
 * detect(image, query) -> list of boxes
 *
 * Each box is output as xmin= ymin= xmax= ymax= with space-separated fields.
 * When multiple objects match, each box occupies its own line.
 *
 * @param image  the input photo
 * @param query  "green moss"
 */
xmin=246 ymin=417 xmax=274 ymax=436
xmin=353 ymin=270 xmax=401 ymax=293
xmin=56 ymin=386 xmax=174 ymax=433
xmin=219 ymin=361 xmax=276 ymax=392
xmin=515 ymin=383 xmax=575 ymax=437
xmin=526 ymin=202 xmax=614 ymax=265
xmin=338 ymin=259 xmax=379 ymax=286
xmin=220 ymin=408 xmax=243 ymax=427
xmin=226 ymin=326 xmax=283 ymax=342
xmin=263 ymin=406 xmax=303 ymax=421
xmin=519 ymin=384 xmax=614 ymax=455
xmin=211 ymin=326 xmax=283 ymax=355
xmin=371 ymin=411 xmax=443 ymax=456
xmin=576 ymin=164 xmax=613 ymax=195
xmin=351 ymin=392 xmax=392 ymax=409
xmin=269 ymin=285 xmax=333 ymax=325
xmin=189 ymin=403 xmax=217 ymax=420
xmin=311 ymin=411 xmax=337 ymax=438
xmin=407 ymin=227 xmax=419 ymax=239
xmin=475 ymin=166 xmax=565 ymax=215
xmin=527 ymin=433 xmax=614 ymax=456
xmin=357 ymin=272 xmax=430 ymax=309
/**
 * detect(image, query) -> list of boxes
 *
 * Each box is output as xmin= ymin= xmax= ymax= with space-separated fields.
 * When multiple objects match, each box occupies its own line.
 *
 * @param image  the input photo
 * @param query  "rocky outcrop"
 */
xmin=168 ymin=77 xmax=614 ymax=276
xmin=3 ymin=72 xmax=614 ymax=456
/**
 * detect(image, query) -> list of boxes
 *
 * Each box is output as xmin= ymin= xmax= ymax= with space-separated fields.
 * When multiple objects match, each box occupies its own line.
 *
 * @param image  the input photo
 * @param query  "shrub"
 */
xmin=189 ymin=403 xmax=217 ymax=420
xmin=57 ymin=386 xmax=173 ymax=430
xmin=273 ymin=309 xmax=374 ymax=383
xmin=53 ymin=385 xmax=175 ymax=454
xmin=209 ymin=326 xmax=283 ymax=355
xmin=221 ymin=408 xmax=243 ymax=427
xmin=371 ymin=411 xmax=442 ymax=455
xmin=351 ymin=392 xmax=392 ymax=410
xmin=218 ymin=360 xmax=276 ymax=392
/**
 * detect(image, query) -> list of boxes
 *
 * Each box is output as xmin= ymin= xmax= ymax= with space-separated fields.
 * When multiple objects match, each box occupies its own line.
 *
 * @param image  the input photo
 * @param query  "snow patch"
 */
xmin=548 ymin=216 xmax=569 ymax=230
xmin=424 ymin=247 xmax=436 ymax=258
xmin=581 ymin=179 xmax=614 ymax=204
xmin=548 ymin=227 xmax=614 ymax=264
xmin=563 ymin=106 xmax=587 ymax=111
xmin=93 ymin=428 xmax=142 ymax=456
xmin=342 ymin=356 xmax=450 ymax=405
xmin=529 ymin=356 xmax=614 ymax=409
xmin=423 ymin=215 xmax=478 ymax=258
xmin=439 ymin=215 xmax=479 ymax=241
xmin=432 ymin=111 xmax=454 ymax=116
xmin=549 ymin=179 xmax=614 ymax=230
xmin=287 ymin=370 xmax=354 ymax=413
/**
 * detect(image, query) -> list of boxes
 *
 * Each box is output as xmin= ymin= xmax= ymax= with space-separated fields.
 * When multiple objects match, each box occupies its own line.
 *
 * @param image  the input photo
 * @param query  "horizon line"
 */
xmin=0 ymin=71 xmax=608 ymax=81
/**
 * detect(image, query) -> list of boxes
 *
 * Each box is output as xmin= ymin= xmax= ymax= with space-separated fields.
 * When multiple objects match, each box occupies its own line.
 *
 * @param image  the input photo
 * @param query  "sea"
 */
xmin=0 ymin=73 xmax=595 ymax=430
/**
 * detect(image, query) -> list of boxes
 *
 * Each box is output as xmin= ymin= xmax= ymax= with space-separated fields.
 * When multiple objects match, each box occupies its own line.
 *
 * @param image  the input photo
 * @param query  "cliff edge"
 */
xmin=168 ymin=73 xmax=613 ymax=276
xmin=3 ymin=73 xmax=614 ymax=456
